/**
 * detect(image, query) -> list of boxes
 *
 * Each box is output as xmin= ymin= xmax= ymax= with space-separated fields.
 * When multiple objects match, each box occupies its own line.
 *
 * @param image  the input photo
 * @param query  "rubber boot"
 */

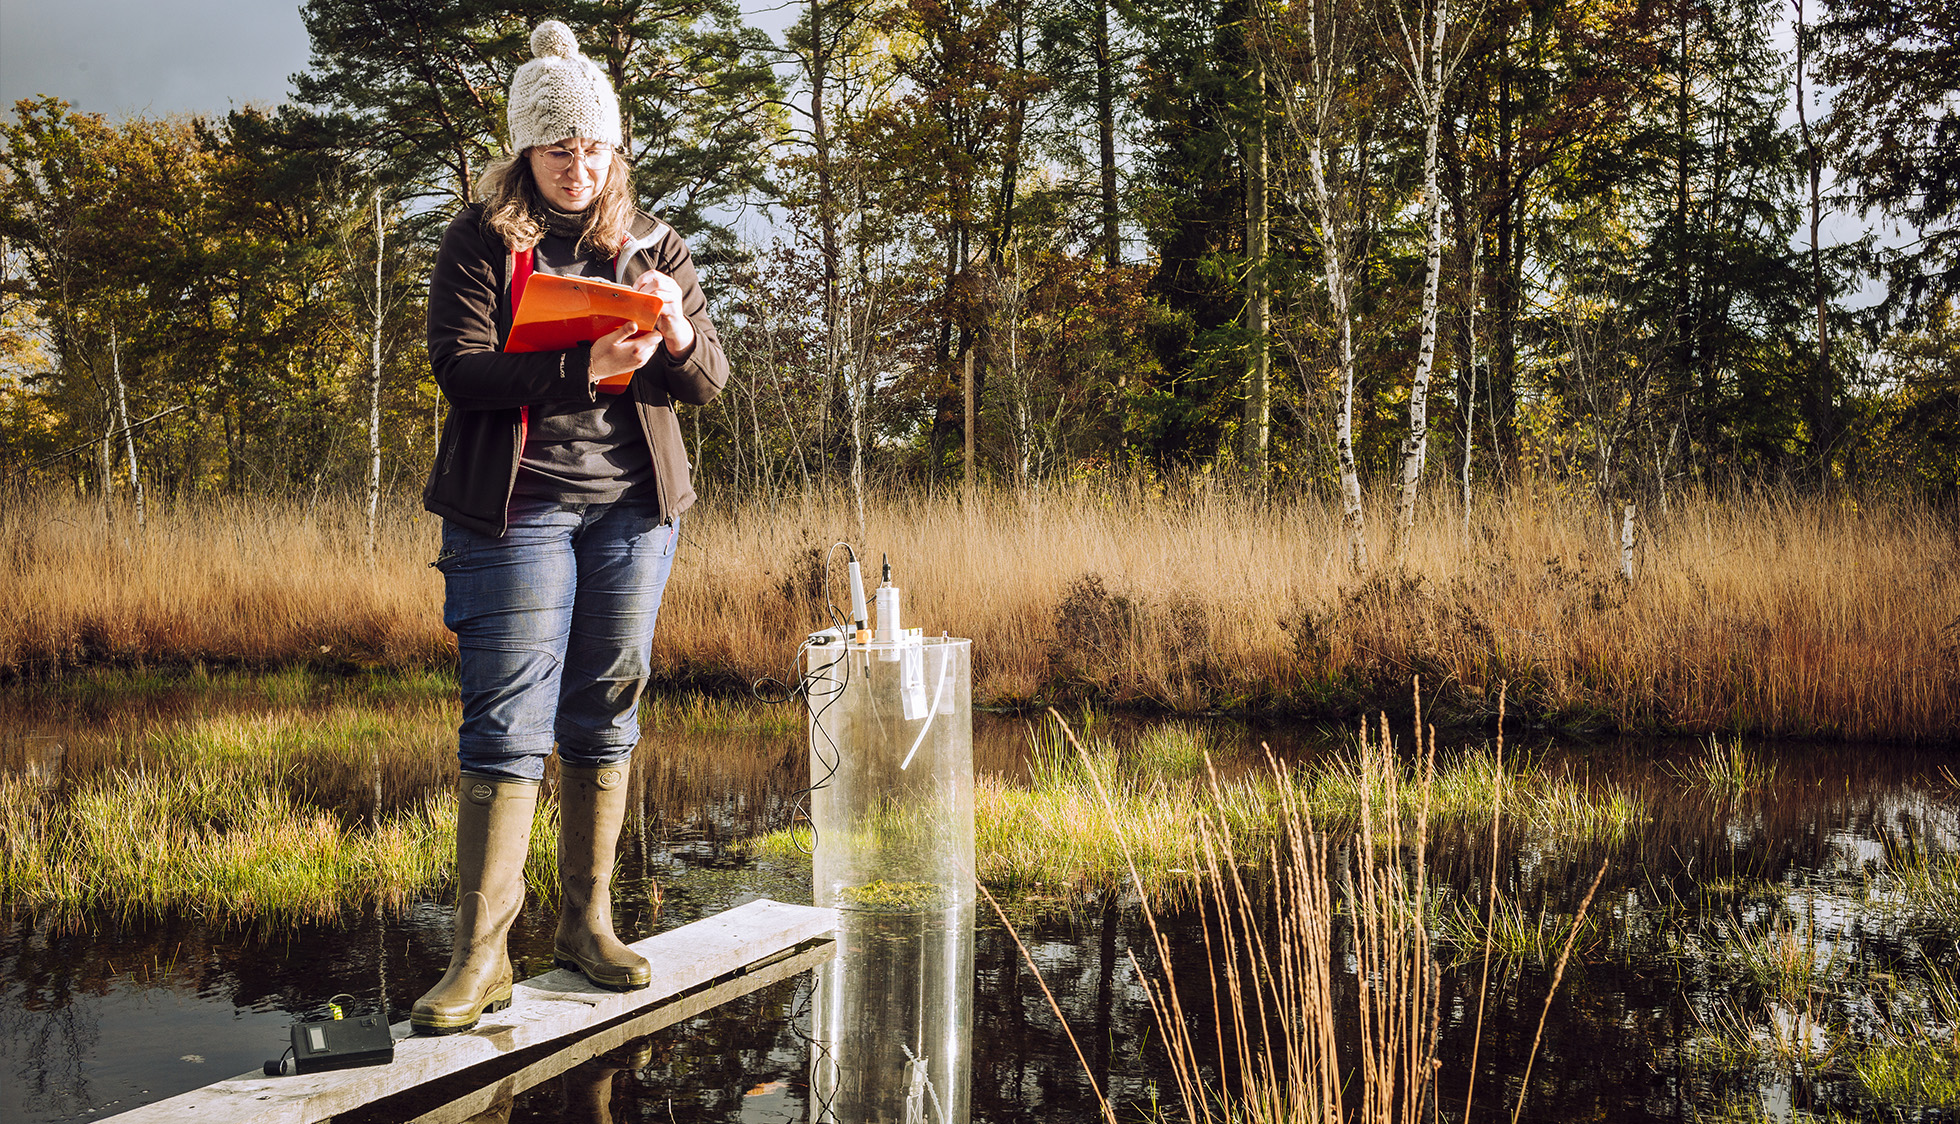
xmin=412 ymin=773 xmax=540 ymax=1035
xmin=559 ymin=1041 xmax=650 ymax=1121
xmin=553 ymin=763 xmax=652 ymax=991
xmin=457 ymin=1097 xmax=514 ymax=1124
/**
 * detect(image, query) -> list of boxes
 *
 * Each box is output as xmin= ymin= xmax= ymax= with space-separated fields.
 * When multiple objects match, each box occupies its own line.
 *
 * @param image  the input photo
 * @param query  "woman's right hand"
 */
xmin=588 ymin=321 xmax=662 ymax=385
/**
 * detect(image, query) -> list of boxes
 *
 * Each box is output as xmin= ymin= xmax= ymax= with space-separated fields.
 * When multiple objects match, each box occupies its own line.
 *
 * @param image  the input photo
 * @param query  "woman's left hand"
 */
xmin=634 ymin=269 xmax=696 ymax=359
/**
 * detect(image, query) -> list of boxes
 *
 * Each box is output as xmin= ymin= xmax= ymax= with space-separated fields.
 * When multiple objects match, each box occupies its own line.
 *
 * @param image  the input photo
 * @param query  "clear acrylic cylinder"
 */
xmin=806 ymin=632 xmax=975 ymax=1124
xmin=806 ymin=635 xmax=974 ymax=911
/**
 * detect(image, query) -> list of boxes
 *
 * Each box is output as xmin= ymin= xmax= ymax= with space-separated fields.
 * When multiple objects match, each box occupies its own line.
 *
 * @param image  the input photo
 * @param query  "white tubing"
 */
xmin=900 ymin=645 xmax=953 ymax=770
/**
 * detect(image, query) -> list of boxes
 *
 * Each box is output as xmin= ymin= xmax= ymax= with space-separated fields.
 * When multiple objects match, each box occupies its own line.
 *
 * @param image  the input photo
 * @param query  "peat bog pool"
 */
xmin=2 ymin=676 xmax=1958 ymax=1124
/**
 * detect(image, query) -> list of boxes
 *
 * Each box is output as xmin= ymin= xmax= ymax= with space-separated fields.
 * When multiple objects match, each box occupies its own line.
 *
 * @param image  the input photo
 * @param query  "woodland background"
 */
xmin=1 ymin=0 xmax=1957 ymax=530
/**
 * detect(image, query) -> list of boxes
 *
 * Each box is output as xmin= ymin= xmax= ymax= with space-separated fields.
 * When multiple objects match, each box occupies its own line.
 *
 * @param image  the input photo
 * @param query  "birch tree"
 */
xmin=1386 ymin=0 xmax=1473 ymax=559
xmin=366 ymin=189 xmax=384 ymax=561
xmin=1271 ymin=0 xmax=1369 ymax=567
xmin=786 ymin=0 xmax=886 ymax=481
xmin=109 ymin=319 xmax=144 ymax=530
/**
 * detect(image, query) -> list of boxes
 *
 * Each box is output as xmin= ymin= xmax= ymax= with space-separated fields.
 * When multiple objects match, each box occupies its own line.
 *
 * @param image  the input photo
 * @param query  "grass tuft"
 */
xmin=1852 ymin=1044 xmax=1960 ymax=1110
xmin=1678 ymin=734 xmax=1779 ymax=794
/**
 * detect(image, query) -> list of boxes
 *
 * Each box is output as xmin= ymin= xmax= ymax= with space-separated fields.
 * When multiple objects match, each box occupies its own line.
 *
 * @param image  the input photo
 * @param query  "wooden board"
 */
xmin=391 ymin=938 xmax=832 ymax=1124
xmin=112 ymin=899 xmax=835 ymax=1124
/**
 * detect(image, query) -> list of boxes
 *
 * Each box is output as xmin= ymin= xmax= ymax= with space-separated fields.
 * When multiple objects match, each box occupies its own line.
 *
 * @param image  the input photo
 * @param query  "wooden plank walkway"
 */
xmin=113 ymin=899 xmax=835 ymax=1124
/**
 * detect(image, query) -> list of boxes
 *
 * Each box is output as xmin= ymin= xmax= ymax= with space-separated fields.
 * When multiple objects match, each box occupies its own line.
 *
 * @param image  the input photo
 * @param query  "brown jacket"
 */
xmin=422 ymin=204 xmax=728 ymax=535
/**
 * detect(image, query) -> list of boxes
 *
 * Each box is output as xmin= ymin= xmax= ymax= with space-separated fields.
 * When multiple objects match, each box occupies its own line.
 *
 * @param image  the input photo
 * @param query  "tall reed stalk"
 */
xmin=1045 ymin=702 xmax=1446 ymax=1123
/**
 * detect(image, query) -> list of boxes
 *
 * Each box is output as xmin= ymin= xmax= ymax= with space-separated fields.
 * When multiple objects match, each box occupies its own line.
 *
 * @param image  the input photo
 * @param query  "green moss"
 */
xmin=836 ymin=879 xmax=954 ymax=912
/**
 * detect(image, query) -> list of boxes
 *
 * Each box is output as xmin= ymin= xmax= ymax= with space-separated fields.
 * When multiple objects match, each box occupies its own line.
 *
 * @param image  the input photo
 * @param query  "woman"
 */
xmin=412 ymin=20 xmax=728 ymax=1035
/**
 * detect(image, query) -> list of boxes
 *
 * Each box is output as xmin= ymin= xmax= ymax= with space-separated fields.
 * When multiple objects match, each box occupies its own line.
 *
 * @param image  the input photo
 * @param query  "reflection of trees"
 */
xmin=969 ymin=903 xmax=1170 ymax=1120
xmin=1 ymin=921 xmax=102 ymax=1119
xmin=609 ymin=979 xmax=815 ymax=1123
xmin=537 ymin=915 xmax=1174 ymax=1124
xmin=8 ymin=720 xmax=1958 ymax=1124
xmin=0 ymin=906 xmax=469 ymax=1121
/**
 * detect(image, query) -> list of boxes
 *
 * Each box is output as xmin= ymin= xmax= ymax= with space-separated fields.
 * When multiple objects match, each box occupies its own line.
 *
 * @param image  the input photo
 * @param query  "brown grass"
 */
xmin=4 ymin=484 xmax=1955 ymax=739
xmin=2 ymin=494 xmax=449 ymax=672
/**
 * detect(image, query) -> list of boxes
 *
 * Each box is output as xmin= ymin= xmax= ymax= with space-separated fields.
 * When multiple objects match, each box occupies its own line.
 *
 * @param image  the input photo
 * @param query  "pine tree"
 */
xmin=1816 ymin=0 xmax=1960 ymax=325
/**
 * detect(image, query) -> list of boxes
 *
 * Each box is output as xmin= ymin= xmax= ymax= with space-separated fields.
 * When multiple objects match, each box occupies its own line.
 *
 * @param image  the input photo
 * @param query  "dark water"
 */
xmin=3 ymin=681 xmax=1958 ymax=1123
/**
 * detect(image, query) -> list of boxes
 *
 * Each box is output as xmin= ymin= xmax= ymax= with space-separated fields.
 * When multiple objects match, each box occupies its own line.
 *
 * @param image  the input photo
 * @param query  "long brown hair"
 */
xmin=476 ymin=148 xmax=636 ymax=256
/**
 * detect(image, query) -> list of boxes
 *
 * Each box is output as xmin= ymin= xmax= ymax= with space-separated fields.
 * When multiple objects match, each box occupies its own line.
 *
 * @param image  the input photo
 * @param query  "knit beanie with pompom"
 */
xmin=506 ymin=21 xmax=623 ymax=154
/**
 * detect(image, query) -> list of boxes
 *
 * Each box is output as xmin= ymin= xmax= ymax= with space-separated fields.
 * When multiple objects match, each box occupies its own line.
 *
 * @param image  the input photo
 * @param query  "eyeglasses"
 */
xmin=534 ymin=144 xmax=614 ymax=173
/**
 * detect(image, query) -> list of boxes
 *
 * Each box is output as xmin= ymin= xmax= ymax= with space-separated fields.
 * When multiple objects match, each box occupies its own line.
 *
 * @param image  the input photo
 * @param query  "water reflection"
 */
xmin=811 ymin=904 xmax=976 ymax=1124
xmin=5 ymin=680 xmax=1960 ymax=1123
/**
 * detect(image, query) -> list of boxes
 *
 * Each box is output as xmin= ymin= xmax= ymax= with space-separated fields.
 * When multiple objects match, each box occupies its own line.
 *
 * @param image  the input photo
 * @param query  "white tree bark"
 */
xmin=1389 ymin=0 xmax=1464 ymax=560
xmin=1620 ymin=503 xmax=1635 ymax=582
xmin=1288 ymin=0 xmax=1369 ymax=569
xmin=366 ymin=189 xmax=385 ymax=561
xmin=1324 ymin=228 xmax=1368 ymax=570
xmin=110 ymin=319 xmax=145 ymax=530
xmin=97 ymin=388 xmax=115 ymax=527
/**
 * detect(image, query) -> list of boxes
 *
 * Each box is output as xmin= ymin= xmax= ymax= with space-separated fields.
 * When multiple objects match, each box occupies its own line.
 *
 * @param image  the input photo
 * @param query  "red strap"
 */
xmin=511 ymin=247 xmax=534 ymax=321
xmin=512 ymin=249 xmax=533 ymax=441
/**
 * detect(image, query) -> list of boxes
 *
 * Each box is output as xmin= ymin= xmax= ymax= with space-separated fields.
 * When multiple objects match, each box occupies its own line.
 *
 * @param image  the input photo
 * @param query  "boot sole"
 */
xmin=555 ymin=954 xmax=650 ymax=992
xmin=410 ymin=993 xmax=514 ymax=1035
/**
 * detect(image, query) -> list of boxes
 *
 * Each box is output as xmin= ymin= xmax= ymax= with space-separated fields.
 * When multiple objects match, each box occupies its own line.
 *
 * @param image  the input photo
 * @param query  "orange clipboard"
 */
xmin=505 ymin=273 xmax=663 ymax=391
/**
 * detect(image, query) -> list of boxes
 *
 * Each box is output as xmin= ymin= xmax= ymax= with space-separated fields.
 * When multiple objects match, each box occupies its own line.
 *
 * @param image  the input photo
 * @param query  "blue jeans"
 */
xmin=438 ymin=498 xmax=678 ymax=782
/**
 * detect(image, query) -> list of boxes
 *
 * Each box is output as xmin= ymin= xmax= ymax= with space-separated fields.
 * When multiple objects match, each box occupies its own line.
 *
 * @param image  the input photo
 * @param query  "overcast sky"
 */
xmin=0 ymin=0 xmax=805 ymax=122
xmin=0 ymin=0 xmax=311 ymax=120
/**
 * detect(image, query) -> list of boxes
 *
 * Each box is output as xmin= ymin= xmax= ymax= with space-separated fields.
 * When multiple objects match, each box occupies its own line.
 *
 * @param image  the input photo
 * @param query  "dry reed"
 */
xmin=1122 ymin=722 xmax=1445 ymax=1123
xmin=5 ymin=484 xmax=1954 ymax=739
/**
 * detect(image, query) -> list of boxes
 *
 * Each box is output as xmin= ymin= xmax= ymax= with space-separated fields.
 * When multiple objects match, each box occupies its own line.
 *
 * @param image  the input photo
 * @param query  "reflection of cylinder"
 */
xmin=807 ymin=636 xmax=973 ymax=910
xmin=811 ymin=903 xmax=975 ymax=1124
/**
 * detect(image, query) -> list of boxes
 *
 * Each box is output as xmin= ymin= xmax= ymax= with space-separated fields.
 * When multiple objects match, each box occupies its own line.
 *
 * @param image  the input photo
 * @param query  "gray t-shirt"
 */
xmin=512 ymin=213 xmax=656 ymax=503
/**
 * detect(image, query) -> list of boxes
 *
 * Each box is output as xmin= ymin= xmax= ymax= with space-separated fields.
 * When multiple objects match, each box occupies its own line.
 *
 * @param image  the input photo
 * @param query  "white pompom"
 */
xmin=531 ymin=20 xmax=581 ymax=60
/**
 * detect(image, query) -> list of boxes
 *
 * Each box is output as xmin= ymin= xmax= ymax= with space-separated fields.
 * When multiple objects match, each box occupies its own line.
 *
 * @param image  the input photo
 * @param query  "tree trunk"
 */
xmin=1619 ymin=503 xmax=1635 ymax=582
xmin=110 ymin=319 xmax=145 ymax=531
xmin=1393 ymin=0 xmax=1454 ymax=559
xmin=1307 ymin=139 xmax=1366 ymax=569
xmin=1095 ymin=0 xmax=1120 ymax=268
xmin=1491 ymin=30 xmax=1518 ymax=474
xmin=963 ymin=347 xmax=976 ymax=499
xmin=1673 ymin=0 xmax=1700 ymax=467
xmin=98 ymin=390 xmax=115 ymax=526
xmin=1243 ymin=49 xmax=1270 ymax=487
xmin=809 ymin=0 xmax=844 ymax=482
xmin=1290 ymin=0 xmax=1367 ymax=567
xmin=1331 ymin=265 xmax=1366 ymax=570
xmin=1460 ymin=232 xmax=1482 ymax=541
xmin=929 ymin=225 xmax=969 ymax=479
xmin=367 ymin=189 xmax=385 ymax=562
xmin=1792 ymin=0 xmax=1832 ymax=473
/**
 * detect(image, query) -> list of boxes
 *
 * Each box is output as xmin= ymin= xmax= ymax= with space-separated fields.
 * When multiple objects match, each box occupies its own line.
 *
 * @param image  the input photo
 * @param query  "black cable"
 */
xmin=785 ymin=967 xmax=841 ymax=1122
xmin=748 ymin=541 xmax=860 ymax=856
